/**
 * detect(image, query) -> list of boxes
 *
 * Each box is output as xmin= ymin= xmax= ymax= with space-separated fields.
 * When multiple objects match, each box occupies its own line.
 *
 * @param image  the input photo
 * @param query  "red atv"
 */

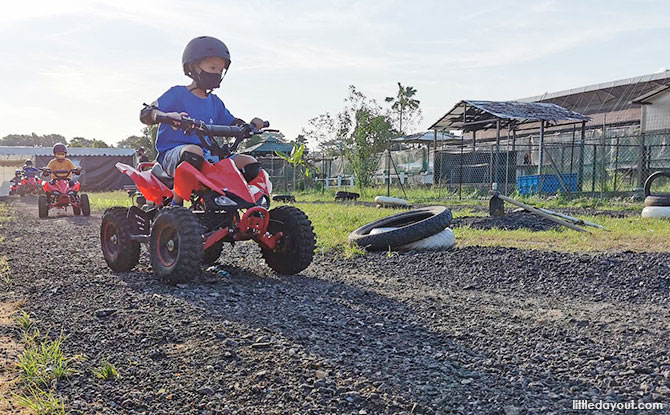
xmin=100 ymin=117 xmax=316 ymax=284
xmin=12 ymin=169 xmax=42 ymax=197
xmin=9 ymin=170 xmax=22 ymax=196
xmin=38 ymin=168 xmax=90 ymax=218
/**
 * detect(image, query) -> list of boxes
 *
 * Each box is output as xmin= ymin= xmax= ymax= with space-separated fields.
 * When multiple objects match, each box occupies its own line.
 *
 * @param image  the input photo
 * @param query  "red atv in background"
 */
xmin=11 ymin=169 xmax=42 ymax=197
xmin=100 ymin=117 xmax=316 ymax=284
xmin=9 ymin=170 xmax=23 ymax=196
xmin=38 ymin=168 xmax=90 ymax=218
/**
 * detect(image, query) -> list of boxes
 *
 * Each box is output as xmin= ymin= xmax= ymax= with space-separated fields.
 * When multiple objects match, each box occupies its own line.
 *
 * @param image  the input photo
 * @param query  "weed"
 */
xmin=93 ymin=360 xmax=119 ymax=380
xmin=17 ymin=330 xmax=80 ymax=388
xmin=13 ymin=385 xmax=66 ymax=415
xmin=0 ymin=256 xmax=9 ymax=284
xmin=344 ymin=244 xmax=366 ymax=258
xmin=14 ymin=309 xmax=33 ymax=331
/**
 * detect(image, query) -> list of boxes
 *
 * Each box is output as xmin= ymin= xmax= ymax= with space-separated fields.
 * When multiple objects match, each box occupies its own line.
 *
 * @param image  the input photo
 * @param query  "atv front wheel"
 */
xmin=80 ymin=194 xmax=91 ymax=216
xmin=38 ymin=195 xmax=48 ymax=218
xmin=261 ymin=206 xmax=315 ymax=275
xmin=72 ymin=204 xmax=81 ymax=216
xmin=101 ymin=207 xmax=140 ymax=272
xmin=203 ymin=241 xmax=223 ymax=265
xmin=150 ymin=207 xmax=203 ymax=284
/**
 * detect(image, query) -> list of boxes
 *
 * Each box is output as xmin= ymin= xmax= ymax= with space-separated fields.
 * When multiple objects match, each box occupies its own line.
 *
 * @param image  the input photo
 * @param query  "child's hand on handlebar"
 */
xmin=250 ymin=117 xmax=266 ymax=130
xmin=159 ymin=111 xmax=189 ymax=129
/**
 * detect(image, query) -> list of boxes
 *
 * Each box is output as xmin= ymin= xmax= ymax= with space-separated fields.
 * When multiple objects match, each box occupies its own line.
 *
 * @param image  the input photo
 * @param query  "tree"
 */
xmin=385 ymin=82 xmax=422 ymax=135
xmin=0 ymin=133 xmax=67 ymax=147
xmin=117 ymin=127 xmax=157 ymax=159
xmin=69 ymin=137 xmax=111 ymax=148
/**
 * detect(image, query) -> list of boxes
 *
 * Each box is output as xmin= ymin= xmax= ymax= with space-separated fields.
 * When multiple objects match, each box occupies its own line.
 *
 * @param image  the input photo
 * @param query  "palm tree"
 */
xmin=385 ymin=82 xmax=420 ymax=135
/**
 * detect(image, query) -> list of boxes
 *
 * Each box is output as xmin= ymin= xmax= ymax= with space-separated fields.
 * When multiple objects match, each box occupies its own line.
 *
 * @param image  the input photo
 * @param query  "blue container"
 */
xmin=517 ymin=173 xmax=578 ymax=195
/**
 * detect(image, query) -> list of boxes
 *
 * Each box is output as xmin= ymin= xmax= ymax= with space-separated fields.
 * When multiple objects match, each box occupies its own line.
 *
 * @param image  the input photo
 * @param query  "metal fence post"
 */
xmin=613 ymin=135 xmax=620 ymax=192
xmin=592 ymin=144 xmax=597 ymax=193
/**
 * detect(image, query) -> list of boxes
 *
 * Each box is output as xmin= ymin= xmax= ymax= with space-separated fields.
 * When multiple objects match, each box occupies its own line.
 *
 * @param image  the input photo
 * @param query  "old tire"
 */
xmin=38 ymin=195 xmax=48 ymax=218
xmin=262 ymin=206 xmax=316 ymax=275
xmin=101 ymin=207 xmax=140 ymax=272
xmin=203 ymin=241 xmax=223 ymax=265
xmin=80 ymin=194 xmax=91 ymax=216
xmin=397 ymin=228 xmax=455 ymax=251
xmin=348 ymin=206 xmax=452 ymax=251
xmin=150 ymin=207 xmax=203 ymax=284
xmin=641 ymin=206 xmax=670 ymax=218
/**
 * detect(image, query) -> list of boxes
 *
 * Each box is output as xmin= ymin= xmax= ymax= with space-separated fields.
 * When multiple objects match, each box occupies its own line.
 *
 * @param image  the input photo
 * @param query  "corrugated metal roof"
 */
xmin=0 ymin=146 xmax=135 ymax=156
xmin=429 ymin=100 xmax=590 ymax=131
xmin=391 ymin=131 xmax=459 ymax=144
xmin=242 ymin=137 xmax=295 ymax=155
xmin=520 ymin=71 xmax=670 ymax=103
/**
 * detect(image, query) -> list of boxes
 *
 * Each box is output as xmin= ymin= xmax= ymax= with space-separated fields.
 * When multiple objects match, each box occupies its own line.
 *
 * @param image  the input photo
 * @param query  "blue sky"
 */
xmin=1 ymin=0 xmax=669 ymax=148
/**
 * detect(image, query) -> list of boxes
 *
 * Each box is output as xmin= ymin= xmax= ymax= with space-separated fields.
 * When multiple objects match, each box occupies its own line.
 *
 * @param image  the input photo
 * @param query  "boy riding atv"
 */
xmin=100 ymin=36 xmax=316 ymax=283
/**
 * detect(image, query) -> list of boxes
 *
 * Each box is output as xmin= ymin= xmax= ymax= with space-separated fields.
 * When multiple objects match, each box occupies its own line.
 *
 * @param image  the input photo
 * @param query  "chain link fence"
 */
xmin=434 ymin=132 xmax=670 ymax=197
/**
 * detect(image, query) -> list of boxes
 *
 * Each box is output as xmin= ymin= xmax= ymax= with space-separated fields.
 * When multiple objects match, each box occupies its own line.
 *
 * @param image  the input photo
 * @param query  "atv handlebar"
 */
xmin=155 ymin=115 xmax=272 ymax=157
xmin=40 ymin=168 xmax=81 ymax=178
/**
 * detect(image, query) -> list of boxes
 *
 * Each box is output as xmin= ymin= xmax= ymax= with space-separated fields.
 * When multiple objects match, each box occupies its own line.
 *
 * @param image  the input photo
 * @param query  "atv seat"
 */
xmin=151 ymin=163 xmax=174 ymax=188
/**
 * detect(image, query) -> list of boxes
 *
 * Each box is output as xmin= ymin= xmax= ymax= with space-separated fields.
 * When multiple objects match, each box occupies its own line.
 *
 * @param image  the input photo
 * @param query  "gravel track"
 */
xmin=1 ymin=199 xmax=669 ymax=415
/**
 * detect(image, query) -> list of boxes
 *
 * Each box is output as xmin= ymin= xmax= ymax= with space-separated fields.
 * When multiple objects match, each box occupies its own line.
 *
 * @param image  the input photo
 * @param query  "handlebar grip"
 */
xmin=208 ymin=125 xmax=242 ymax=137
xmin=262 ymin=121 xmax=270 ymax=128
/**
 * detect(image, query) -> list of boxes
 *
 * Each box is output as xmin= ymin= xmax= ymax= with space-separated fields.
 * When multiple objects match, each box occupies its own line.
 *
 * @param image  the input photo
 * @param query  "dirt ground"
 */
xmin=0 ymin=198 xmax=669 ymax=415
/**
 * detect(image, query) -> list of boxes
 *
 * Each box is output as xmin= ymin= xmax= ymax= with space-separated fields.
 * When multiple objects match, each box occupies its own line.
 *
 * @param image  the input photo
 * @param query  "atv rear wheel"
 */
xmin=261 ymin=206 xmax=315 ymax=275
xmin=38 ymin=195 xmax=48 ymax=218
xmin=80 ymin=194 xmax=91 ymax=216
xmin=101 ymin=207 xmax=140 ymax=272
xmin=72 ymin=205 xmax=81 ymax=216
xmin=150 ymin=207 xmax=203 ymax=284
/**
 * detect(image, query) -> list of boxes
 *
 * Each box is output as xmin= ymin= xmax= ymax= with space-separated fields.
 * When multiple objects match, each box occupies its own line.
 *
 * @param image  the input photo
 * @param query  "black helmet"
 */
xmin=182 ymin=36 xmax=231 ymax=77
xmin=25 ymin=159 xmax=32 ymax=166
xmin=53 ymin=143 xmax=67 ymax=154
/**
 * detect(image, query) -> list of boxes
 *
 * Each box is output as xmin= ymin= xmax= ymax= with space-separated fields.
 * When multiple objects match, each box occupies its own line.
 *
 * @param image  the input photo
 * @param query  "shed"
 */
xmin=632 ymin=85 xmax=670 ymax=133
xmin=0 ymin=147 xmax=135 ymax=190
xmin=242 ymin=136 xmax=295 ymax=157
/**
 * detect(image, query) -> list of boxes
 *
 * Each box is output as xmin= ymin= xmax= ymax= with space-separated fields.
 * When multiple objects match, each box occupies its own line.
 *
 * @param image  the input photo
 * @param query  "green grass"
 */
xmin=88 ymin=191 xmax=133 ymax=210
xmin=13 ymin=386 xmax=66 ymax=415
xmin=14 ymin=309 xmax=33 ymax=331
xmin=92 ymin=360 xmax=119 ymax=380
xmin=17 ymin=329 xmax=80 ymax=388
xmin=455 ymin=215 xmax=670 ymax=253
xmin=0 ymin=256 xmax=9 ymax=284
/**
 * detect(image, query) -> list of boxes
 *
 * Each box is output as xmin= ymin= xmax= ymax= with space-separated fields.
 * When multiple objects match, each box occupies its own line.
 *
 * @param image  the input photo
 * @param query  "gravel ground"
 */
xmin=1 ymin=199 xmax=669 ymax=415
xmin=451 ymin=211 xmax=561 ymax=232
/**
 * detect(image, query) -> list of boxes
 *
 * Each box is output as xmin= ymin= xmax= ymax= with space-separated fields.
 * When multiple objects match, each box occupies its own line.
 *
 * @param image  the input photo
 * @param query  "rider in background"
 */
xmin=139 ymin=35 xmax=265 ymax=205
xmin=22 ymin=159 xmax=39 ymax=178
xmin=46 ymin=143 xmax=78 ymax=183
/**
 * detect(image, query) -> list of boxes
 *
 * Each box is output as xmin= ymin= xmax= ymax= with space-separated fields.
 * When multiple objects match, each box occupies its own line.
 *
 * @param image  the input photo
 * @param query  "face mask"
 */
xmin=56 ymin=153 xmax=66 ymax=159
xmin=194 ymin=68 xmax=223 ymax=91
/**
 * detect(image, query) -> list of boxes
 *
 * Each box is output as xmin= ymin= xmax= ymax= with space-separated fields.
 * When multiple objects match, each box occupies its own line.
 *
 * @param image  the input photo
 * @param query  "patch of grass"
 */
xmin=88 ymin=191 xmax=133 ymax=210
xmin=289 ymin=202 xmax=397 ymax=253
xmin=14 ymin=309 xmax=33 ymax=331
xmin=0 ymin=256 xmax=9 ymax=284
xmin=17 ymin=330 xmax=80 ymax=388
xmin=92 ymin=360 xmax=119 ymax=380
xmin=13 ymin=385 xmax=66 ymax=415
xmin=455 ymin=215 xmax=670 ymax=253
xmin=278 ymin=201 xmax=669 ymax=254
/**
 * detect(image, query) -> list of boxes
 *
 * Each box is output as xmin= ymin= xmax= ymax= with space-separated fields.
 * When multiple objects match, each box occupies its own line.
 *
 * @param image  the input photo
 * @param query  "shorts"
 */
xmin=160 ymin=145 xmax=234 ymax=176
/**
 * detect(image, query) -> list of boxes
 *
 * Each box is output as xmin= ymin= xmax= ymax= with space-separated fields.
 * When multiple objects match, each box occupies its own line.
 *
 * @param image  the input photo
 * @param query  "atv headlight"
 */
xmin=214 ymin=196 xmax=237 ymax=207
xmin=52 ymin=191 xmax=61 ymax=195
xmin=258 ymin=195 xmax=270 ymax=209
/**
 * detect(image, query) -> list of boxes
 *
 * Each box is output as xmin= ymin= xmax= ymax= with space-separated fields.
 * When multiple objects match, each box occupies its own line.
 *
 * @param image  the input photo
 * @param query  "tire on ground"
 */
xmin=348 ymin=206 xmax=452 ymax=251
xmin=38 ymin=195 xmax=48 ymax=219
xmin=644 ymin=195 xmax=670 ymax=207
xmin=150 ymin=207 xmax=203 ymax=284
xmin=100 ymin=207 xmax=141 ymax=271
xmin=396 ymin=228 xmax=455 ymax=251
xmin=203 ymin=241 xmax=223 ymax=265
xmin=261 ymin=206 xmax=316 ymax=274
xmin=80 ymin=194 xmax=91 ymax=216
xmin=641 ymin=206 xmax=670 ymax=218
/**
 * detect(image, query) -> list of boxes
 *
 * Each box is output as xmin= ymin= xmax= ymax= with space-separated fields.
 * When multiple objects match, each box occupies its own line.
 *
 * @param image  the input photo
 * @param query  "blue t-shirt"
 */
xmin=154 ymin=86 xmax=236 ymax=161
